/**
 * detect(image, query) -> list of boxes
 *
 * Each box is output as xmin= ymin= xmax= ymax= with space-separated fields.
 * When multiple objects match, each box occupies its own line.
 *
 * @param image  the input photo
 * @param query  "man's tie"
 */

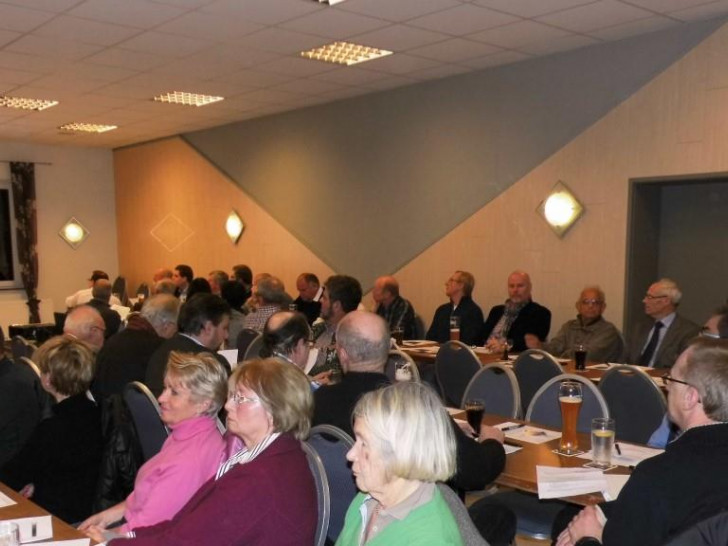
xmin=639 ymin=321 xmax=664 ymax=367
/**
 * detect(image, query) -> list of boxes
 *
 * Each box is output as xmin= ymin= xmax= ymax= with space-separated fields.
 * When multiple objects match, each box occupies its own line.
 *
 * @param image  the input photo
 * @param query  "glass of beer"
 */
xmin=449 ymin=316 xmax=461 ymax=341
xmin=558 ymin=381 xmax=583 ymax=454
xmin=574 ymin=344 xmax=587 ymax=371
xmin=591 ymin=417 xmax=615 ymax=468
xmin=464 ymin=398 xmax=485 ymax=438
xmin=392 ymin=327 xmax=404 ymax=346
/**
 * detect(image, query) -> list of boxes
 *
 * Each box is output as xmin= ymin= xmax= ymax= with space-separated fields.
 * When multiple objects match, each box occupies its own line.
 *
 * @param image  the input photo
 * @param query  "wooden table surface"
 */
xmin=0 ymin=482 xmax=98 ymax=543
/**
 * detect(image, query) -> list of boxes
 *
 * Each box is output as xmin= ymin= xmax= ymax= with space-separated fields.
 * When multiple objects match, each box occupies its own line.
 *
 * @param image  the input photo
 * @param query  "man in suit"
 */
xmin=63 ymin=305 xmax=106 ymax=352
xmin=293 ymin=273 xmax=321 ymax=325
xmin=624 ymin=278 xmax=700 ymax=368
xmin=172 ymin=264 xmax=193 ymax=302
xmin=372 ymin=275 xmax=417 ymax=340
xmin=145 ymin=293 xmax=231 ymax=395
xmin=426 ymin=270 xmax=484 ymax=346
xmin=483 ymin=270 xmax=551 ymax=353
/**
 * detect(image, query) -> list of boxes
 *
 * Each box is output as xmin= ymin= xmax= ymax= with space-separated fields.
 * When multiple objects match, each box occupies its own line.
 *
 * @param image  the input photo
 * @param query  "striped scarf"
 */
xmin=215 ymin=432 xmax=281 ymax=480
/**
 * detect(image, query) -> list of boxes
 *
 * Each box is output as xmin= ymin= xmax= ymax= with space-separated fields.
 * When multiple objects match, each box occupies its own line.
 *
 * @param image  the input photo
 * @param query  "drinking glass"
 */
xmin=503 ymin=338 xmax=514 ymax=359
xmin=558 ymin=381 xmax=583 ymax=454
xmin=464 ymin=398 xmax=485 ymax=437
xmin=574 ymin=344 xmax=588 ymax=371
xmin=449 ymin=316 xmax=461 ymax=342
xmin=392 ymin=327 xmax=404 ymax=346
xmin=591 ymin=417 xmax=616 ymax=468
xmin=394 ymin=361 xmax=412 ymax=382
xmin=0 ymin=522 xmax=19 ymax=546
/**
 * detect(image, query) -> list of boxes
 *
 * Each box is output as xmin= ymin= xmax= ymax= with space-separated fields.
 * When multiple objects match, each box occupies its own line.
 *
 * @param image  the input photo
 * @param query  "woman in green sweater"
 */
xmin=336 ymin=382 xmax=464 ymax=546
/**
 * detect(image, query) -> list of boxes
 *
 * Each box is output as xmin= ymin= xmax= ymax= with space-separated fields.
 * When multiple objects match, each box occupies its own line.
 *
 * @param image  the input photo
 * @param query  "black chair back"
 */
xmin=462 ymin=363 xmax=521 ymax=418
xmin=123 ymin=381 xmax=169 ymax=462
xmin=301 ymin=441 xmax=330 ymax=546
xmin=435 ymin=341 xmax=481 ymax=407
xmin=513 ymin=349 xmax=562 ymax=416
xmin=236 ymin=328 xmax=260 ymax=361
xmin=11 ymin=336 xmax=36 ymax=360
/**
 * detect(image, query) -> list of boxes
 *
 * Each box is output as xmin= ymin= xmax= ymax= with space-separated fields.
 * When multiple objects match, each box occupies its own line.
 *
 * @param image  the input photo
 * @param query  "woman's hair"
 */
xmin=353 ymin=382 xmax=456 ymax=482
xmin=232 ymin=358 xmax=313 ymax=439
xmin=36 ymin=335 xmax=95 ymax=396
xmin=165 ymin=351 xmax=228 ymax=417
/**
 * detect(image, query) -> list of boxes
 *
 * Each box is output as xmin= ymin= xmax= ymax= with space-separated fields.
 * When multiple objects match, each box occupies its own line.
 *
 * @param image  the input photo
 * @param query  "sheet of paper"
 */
xmin=414 ymin=346 xmax=440 ymax=355
xmin=495 ymin=421 xmax=561 ymax=444
xmin=577 ymin=442 xmax=663 ymax=467
xmin=0 ymin=491 xmax=16 ymax=508
xmin=304 ymin=348 xmax=319 ymax=375
xmin=602 ymin=474 xmax=630 ymax=501
xmin=536 ymin=466 xmax=607 ymax=499
xmin=446 ymin=407 xmax=463 ymax=416
xmin=401 ymin=340 xmax=437 ymax=348
xmin=504 ymin=444 xmax=522 ymax=455
xmin=0 ymin=515 xmax=53 ymax=543
xmin=217 ymin=349 xmax=238 ymax=369
xmin=587 ymin=363 xmax=613 ymax=370
xmin=27 ymin=540 xmax=90 ymax=546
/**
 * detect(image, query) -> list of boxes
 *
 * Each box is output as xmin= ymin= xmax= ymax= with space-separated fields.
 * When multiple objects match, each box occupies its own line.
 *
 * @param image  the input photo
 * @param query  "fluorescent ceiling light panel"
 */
xmin=316 ymin=0 xmax=347 ymax=4
xmin=152 ymin=91 xmax=224 ymax=107
xmin=301 ymin=41 xmax=393 ymax=66
xmin=59 ymin=123 xmax=118 ymax=133
xmin=0 ymin=96 xmax=59 ymax=111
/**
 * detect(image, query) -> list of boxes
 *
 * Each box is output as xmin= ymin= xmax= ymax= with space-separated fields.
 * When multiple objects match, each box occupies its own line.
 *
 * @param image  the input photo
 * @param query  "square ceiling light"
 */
xmin=153 ymin=91 xmax=224 ymax=107
xmin=0 ymin=95 xmax=58 ymax=111
xmin=59 ymin=217 xmax=89 ymax=249
xmin=225 ymin=210 xmax=244 ymax=244
xmin=537 ymin=181 xmax=584 ymax=238
xmin=59 ymin=122 xmax=117 ymax=133
xmin=301 ymin=41 xmax=392 ymax=66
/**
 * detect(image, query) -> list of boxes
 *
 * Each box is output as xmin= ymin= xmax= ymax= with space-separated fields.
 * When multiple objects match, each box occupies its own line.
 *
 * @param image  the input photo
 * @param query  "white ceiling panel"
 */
xmin=83 ymin=47 xmax=170 ymax=71
xmin=338 ymin=0 xmax=463 ymax=23
xmin=0 ymin=30 xmax=22 ymax=48
xmin=0 ymin=4 xmax=57 ymax=33
xmin=356 ymin=52 xmax=443 ymax=75
xmin=4 ymin=35 xmax=103 ymax=61
xmin=254 ymin=56 xmax=339 ymax=77
xmin=154 ymin=11 xmax=265 ymax=42
xmin=280 ymin=8 xmax=391 ymax=39
xmin=67 ymin=0 xmax=186 ymax=29
xmin=517 ymin=33 xmax=600 ymax=56
xmin=468 ymin=20 xmax=573 ymax=49
xmin=408 ymin=38 xmax=502 ymax=63
xmin=115 ymin=31 xmax=214 ymax=58
xmin=32 ymin=16 xmax=143 ymax=46
xmin=537 ymin=0 xmax=655 ymax=33
xmin=471 ymin=0 xmax=598 ymax=18
xmin=669 ymin=0 xmax=728 ymax=22
xmin=231 ymin=27 xmax=328 ymax=55
xmin=591 ymin=15 xmax=677 ymax=41
xmin=351 ymin=24 xmax=451 ymax=51
xmin=408 ymin=4 xmax=519 ymax=35
xmin=201 ymin=0 xmax=323 ymax=25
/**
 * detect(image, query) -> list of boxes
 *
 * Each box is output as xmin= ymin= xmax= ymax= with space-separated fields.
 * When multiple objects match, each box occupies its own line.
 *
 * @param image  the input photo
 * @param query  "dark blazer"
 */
xmin=87 ymin=298 xmax=122 ymax=338
xmin=117 ymin=434 xmax=316 ymax=546
xmin=624 ymin=313 xmax=700 ymax=369
xmin=426 ymin=296 xmax=485 ymax=346
xmin=482 ymin=300 xmax=552 ymax=352
xmin=145 ymin=334 xmax=231 ymax=396
xmin=450 ymin=418 xmax=506 ymax=491
xmin=0 ymin=357 xmax=43 ymax=467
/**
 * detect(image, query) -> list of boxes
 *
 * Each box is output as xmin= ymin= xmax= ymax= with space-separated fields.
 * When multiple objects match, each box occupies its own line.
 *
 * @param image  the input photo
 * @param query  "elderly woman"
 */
xmin=81 ymin=351 xmax=227 ymax=536
xmin=337 ymin=382 xmax=463 ymax=545
xmin=0 ymin=336 xmax=103 ymax=523
xmin=102 ymin=358 xmax=316 ymax=545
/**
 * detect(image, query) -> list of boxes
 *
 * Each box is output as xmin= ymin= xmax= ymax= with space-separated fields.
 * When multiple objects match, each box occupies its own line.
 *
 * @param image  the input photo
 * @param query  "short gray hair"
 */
xmin=255 ymin=276 xmax=286 ymax=305
xmin=165 ymin=351 xmax=228 ymax=417
xmin=353 ymin=382 xmax=456 ymax=482
xmin=141 ymin=294 xmax=180 ymax=331
xmin=655 ymin=278 xmax=682 ymax=305
xmin=154 ymin=279 xmax=177 ymax=295
xmin=336 ymin=312 xmax=389 ymax=367
xmin=684 ymin=338 xmax=728 ymax=421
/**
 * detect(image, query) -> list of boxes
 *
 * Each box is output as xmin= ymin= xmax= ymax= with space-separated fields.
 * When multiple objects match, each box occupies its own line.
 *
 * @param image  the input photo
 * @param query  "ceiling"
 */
xmin=1 ymin=0 xmax=727 ymax=149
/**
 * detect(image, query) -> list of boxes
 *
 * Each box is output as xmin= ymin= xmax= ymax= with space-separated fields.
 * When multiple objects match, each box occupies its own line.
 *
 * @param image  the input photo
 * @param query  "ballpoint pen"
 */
xmin=501 ymin=424 xmax=525 ymax=432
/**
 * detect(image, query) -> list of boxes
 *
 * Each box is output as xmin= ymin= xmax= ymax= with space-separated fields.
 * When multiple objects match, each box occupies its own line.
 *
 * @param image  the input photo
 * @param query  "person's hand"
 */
xmin=19 ymin=484 xmax=34 ymax=498
xmin=524 ymin=334 xmax=541 ymax=349
xmin=312 ymin=370 xmax=332 ymax=386
xmin=557 ymin=505 xmax=604 ymax=546
xmin=478 ymin=425 xmax=505 ymax=444
xmin=83 ymin=525 xmax=121 ymax=543
xmin=485 ymin=338 xmax=503 ymax=351
xmin=455 ymin=419 xmax=477 ymax=438
xmin=556 ymin=527 xmax=575 ymax=546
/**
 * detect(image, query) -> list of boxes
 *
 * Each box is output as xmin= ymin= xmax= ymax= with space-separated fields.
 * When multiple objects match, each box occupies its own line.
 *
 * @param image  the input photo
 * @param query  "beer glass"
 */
xmin=392 ymin=327 xmax=404 ymax=346
xmin=591 ymin=417 xmax=615 ymax=468
xmin=449 ymin=316 xmax=461 ymax=341
xmin=464 ymin=398 xmax=485 ymax=437
xmin=558 ymin=381 xmax=583 ymax=454
xmin=574 ymin=344 xmax=587 ymax=370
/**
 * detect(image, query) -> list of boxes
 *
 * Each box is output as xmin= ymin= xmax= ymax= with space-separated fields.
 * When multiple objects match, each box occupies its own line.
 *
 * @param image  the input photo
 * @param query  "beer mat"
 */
xmin=583 ymin=461 xmax=617 ymax=471
xmin=499 ymin=423 xmax=561 ymax=444
xmin=552 ymin=449 xmax=586 ymax=457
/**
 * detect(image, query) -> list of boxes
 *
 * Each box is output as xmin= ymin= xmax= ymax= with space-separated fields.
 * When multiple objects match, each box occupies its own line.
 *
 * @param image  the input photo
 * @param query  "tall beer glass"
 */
xmin=558 ymin=381 xmax=583 ymax=454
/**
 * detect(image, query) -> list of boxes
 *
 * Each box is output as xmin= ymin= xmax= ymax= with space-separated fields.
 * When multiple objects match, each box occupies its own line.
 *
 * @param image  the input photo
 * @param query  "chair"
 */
xmin=18 ymin=356 xmax=41 ymax=378
xmin=462 ymin=363 xmax=521 ymax=418
xmin=526 ymin=373 xmax=610 ymax=433
xmin=384 ymin=349 xmax=421 ymax=383
xmin=11 ymin=335 xmax=36 ymax=360
xmin=513 ymin=349 xmax=563 ymax=417
xmin=598 ymin=364 xmax=667 ymax=444
xmin=437 ymin=483 xmax=489 ymax=546
xmin=307 ymin=425 xmax=357 ymax=544
xmin=301 ymin=441 xmax=330 ymax=546
xmin=236 ymin=328 xmax=260 ymax=361
xmin=243 ymin=333 xmax=264 ymax=361
xmin=435 ymin=341 xmax=482 ymax=407
xmin=111 ymin=276 xmax=128 ymax=306
xmin=123 ymin=381 xmax=169 ymax=462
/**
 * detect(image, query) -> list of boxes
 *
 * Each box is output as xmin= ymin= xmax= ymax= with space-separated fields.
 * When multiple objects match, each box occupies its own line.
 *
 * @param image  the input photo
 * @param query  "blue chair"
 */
xmin=235 ymin=328 xmax=260 ymax=361
xmin=301 ymin=441 xmax=331 ymax=546
xmin=436 ymin=341 xmax=481 ymax=407
xmin=123 ymin=381 xmax=169 ymax=462
xmin=462 ymin=363 xmax=521 ymax=418
xmin=513 ymin=349 xmax=563 ymax=418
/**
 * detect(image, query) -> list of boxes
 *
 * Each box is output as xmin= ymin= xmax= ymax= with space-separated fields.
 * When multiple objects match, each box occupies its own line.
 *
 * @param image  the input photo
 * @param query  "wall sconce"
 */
xmin=59 ymin=217 xmax=89 ymax=249
xmin=537 ymin=181 xmax=584 ymax=238
xmin=225 ymin=210 xmax=244 ymax=244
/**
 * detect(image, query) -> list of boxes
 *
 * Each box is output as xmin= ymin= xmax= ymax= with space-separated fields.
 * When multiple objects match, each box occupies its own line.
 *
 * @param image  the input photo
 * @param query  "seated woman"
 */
xmin=0 ymin=336 xmax=103 ymax=523
xmin=337 ymin=382 xmax=463 ymax=545
xmin=80 ymin=351 xmax=227 ymax=534
xmin=92 ymin=358 xmax=317 ymax=545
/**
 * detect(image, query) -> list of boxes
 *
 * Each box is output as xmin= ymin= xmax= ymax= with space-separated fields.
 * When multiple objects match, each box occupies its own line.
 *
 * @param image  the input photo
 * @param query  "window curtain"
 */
xmin=10 ymin=162 xmax=40 ymax=323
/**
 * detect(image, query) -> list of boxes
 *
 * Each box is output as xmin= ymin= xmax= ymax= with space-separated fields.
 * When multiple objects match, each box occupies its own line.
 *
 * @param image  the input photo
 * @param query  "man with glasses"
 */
xmin=426 ymin=270 xmax=484 ymax=346
xmin=556 ymin=337 xmax=728 ymax=546
xmin=529 ymin=286 xmax=623 ymax=363
xmin=63 ymin=305 xmax=106 ymax=352
xmin=624 ymin=278 xmax=699 ymax=368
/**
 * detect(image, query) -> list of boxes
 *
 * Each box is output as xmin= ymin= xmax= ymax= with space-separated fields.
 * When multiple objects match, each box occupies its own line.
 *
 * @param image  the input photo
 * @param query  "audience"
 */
xmin=220 ymin=280 xmax=247 ymax=346
xmin=63 ymin=305 xmax=106 ymax=352
xmin=207 ymin=270 xmax=229 ymax=296
xmin=153 ymin=278 xmax=176 ymax=295
xmin=186 ymin=277 xmax=212 ymax=300
xmin=426 ymin=270 xmax=484 ymax=346
xmin=231 ymin=264 xmax=253 ymax=302
xmin=293 ymin=273 xmax=321 ymax=325
xmin=65 ymin=270 xmax=122 ymax=309
xmin=260 ymin=311 xmax=311 ymax=370
xmin=373 ymin=275 xmax=417 ymax=340
xmin=87 ymin=278 xmax=122 ymax=339
xmin=242 ymin=275 xmax=286 ymax=332
xmin=172 ymin=264 xmax=194 ymax=302
xmin=483 ymin=270 xmax=551 ymax=352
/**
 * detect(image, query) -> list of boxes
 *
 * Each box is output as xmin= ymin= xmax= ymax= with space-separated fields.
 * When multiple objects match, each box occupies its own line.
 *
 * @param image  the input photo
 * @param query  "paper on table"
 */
xmin=445 ymin=407 xmax=462 ymax=416
xmin=304 ymin=348 xmax=319 ymax=375
xmin=0 ymin=491 xmax=16 ymax=508
xmin=217 ymin=349 xmax=238 ymax=370
xmin=504 ymin=444 xmax=522 ymax=455
xmin=414 ymin=346 xmax=440 ymax=355
xmin=603 ymin=474 xmax=631 ymax=501
xmin=495 ymin=422 xmax=561 ymax=444
xmin=1 ymin=515 xmax=52 ymax=543
xmin=536 ymin=466 xmax=607 ymax=500
xmin=401 ymin=340 xmax=436 ymax=348
xmin=26 ymin=541 xmax=90 ymax=546
xmin=587 ymin=363 xmax=613 ymax=370
xmin=577 ymin=443 xmax=663 ymax=467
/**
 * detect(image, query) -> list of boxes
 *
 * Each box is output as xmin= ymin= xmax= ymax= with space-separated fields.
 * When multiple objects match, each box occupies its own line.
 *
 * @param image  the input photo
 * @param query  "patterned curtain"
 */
xmin=10 ymin=162 xmax=40 ymax=323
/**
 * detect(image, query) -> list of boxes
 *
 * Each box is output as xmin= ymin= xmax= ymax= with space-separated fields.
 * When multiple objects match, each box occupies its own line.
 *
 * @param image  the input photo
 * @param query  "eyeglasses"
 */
xmin=644 ymin=294 xmax=668 ymax=300
xmin=228 ymin=392 xmax=260 ymax=406
xmin=662 ymin=373 xmax=691 ymax=387
xmin=580 ymin=299 xmax=604 ymax=306
xmin=699 ymin=327 xmax=720 ymax=339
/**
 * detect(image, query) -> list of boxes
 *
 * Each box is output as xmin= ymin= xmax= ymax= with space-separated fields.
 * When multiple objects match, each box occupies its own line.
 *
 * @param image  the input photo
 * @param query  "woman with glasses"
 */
xmin=81 ymin=351 xmax=227 ymax=536
xmin=99 ymin=358 xmax=316 ymax=545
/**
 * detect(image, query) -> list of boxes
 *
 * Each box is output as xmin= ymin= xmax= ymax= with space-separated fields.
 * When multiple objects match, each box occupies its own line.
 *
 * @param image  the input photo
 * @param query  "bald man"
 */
xmin=483 ymin=270 xmax=551 ymax=353
xmin=372 ymin=275 xmax=417 ymax=340
xmin=63 ymin=305 xmax=106 ymax=352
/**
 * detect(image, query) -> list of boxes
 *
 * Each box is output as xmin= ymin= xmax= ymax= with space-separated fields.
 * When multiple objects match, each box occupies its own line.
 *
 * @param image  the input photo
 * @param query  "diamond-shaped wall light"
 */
xmin=59 ymin=217 xmax=89 ymax=249
xmin=226 ymin=210 xmax=244 ymax=244
xmin=537 ymin=181 xmax=584 ymax=238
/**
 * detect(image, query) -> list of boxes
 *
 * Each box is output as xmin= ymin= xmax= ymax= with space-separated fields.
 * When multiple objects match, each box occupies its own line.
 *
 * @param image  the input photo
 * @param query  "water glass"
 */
xmin=0 ymin=522 xmax=19 ymax=546
xmin=591 ymin=417 xmax=616 ymax=468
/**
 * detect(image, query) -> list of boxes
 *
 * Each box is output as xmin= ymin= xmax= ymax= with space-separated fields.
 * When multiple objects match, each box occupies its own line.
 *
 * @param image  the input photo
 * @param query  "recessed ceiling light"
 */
xmin=58 ymin=122 xmax=118 ymax=133
xmin=0 ymin=95 xmax=58 ymax=111
xmin=315 ymin=0 xmax=347 ymax=4
xmin=301 ymin=41 xmax=393 ymax=66
xmin=152 ymin=91 xmax=224 ymax=107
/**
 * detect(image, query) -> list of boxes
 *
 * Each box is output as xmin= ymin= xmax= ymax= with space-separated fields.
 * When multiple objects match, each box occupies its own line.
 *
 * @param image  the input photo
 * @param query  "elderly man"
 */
xmin=65 ymin=270 xmax=121 ymax=308
xmin=426 ymin=270 xmax=484 ymax=346
xmin=63 ymin=305 xmax=106 ymax=352
xmin=152 ymin=268 xmax=173 ymax=283
xmin=557 ymin=338 xmax=728 ymax=546
xmin=293 ymin=273 xmax=321 ymax=325
xmin=207 ymin=270 xmax=229 ymax=296
xmin=172 ymin=264 xmax=193 ymax=302
xmin=373 ymin=275 xmax=417 ymax=340
xmin=145 ymin=293 xmax=231 ymax=395
xmin=703 ymin=303 xmax=728 ymax=339
xmin=483 ymin=270 xmax=551 ymax=352
xmin=87 ymin=278 xmax=121 ymax=339
xmin=92 ymin=294 xmax=180 ymax=407
xmin=624 ymin=278 xmax=699 ymax=368
xmin=529 ymin=286 xmax=623 ymax=363
xmin=242 ymin=275 xmax=286 ymax=332
xmin=260 ymin=311 xmax=311 ymax=369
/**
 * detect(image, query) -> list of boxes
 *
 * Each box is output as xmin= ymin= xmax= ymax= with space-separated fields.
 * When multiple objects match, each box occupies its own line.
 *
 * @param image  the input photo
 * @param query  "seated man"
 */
xmin=372 ymin=275 xmax=417 ymax=340
xmin=426 ymin=270 xmax=484 ymax=346
xmin=241 ymin=275 xmax=286 ymax=332
xmin=87 ymin=279 xmax=122 ymax=339
xmin=65 ymin=270 xmax=122 ymax=308
xmin=63 ymin=305 xmax=106 ymax=352
xmin=557 ymin=338 xmax=728 ymax=546
xmin=293 ymin=273 xmax=322 ymax=326
xmin=529 ymin=286 xmax=623 ymax=363
xmin=483 ymin=270 xmax=551 ymax=353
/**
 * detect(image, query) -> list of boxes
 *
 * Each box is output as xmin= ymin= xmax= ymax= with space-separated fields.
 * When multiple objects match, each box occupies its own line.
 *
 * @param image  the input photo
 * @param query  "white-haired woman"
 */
xmin=337 ymin=382 xmax=463 ymax=545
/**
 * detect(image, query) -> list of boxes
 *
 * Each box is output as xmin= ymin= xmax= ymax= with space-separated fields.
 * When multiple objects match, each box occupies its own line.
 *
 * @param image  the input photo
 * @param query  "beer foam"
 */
xmin=558 ymin=396 xmax=582 ymax=403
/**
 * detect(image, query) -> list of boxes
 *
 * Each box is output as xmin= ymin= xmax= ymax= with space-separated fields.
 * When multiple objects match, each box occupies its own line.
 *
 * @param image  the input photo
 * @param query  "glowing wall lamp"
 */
xmin=225 ymin=210 xmax=244 ymax=244
xmin=59 ymin=217 xmax=89 ymax=249
xmin=537 ymin=181 xmax=584 ymax=238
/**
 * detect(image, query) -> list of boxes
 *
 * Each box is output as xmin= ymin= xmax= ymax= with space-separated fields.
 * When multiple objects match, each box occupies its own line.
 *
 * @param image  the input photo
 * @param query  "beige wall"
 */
xmin=0 ymin=142 xmax=117 ymax=330
xmin=114 ymin=138 xmax=335 ymax=295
